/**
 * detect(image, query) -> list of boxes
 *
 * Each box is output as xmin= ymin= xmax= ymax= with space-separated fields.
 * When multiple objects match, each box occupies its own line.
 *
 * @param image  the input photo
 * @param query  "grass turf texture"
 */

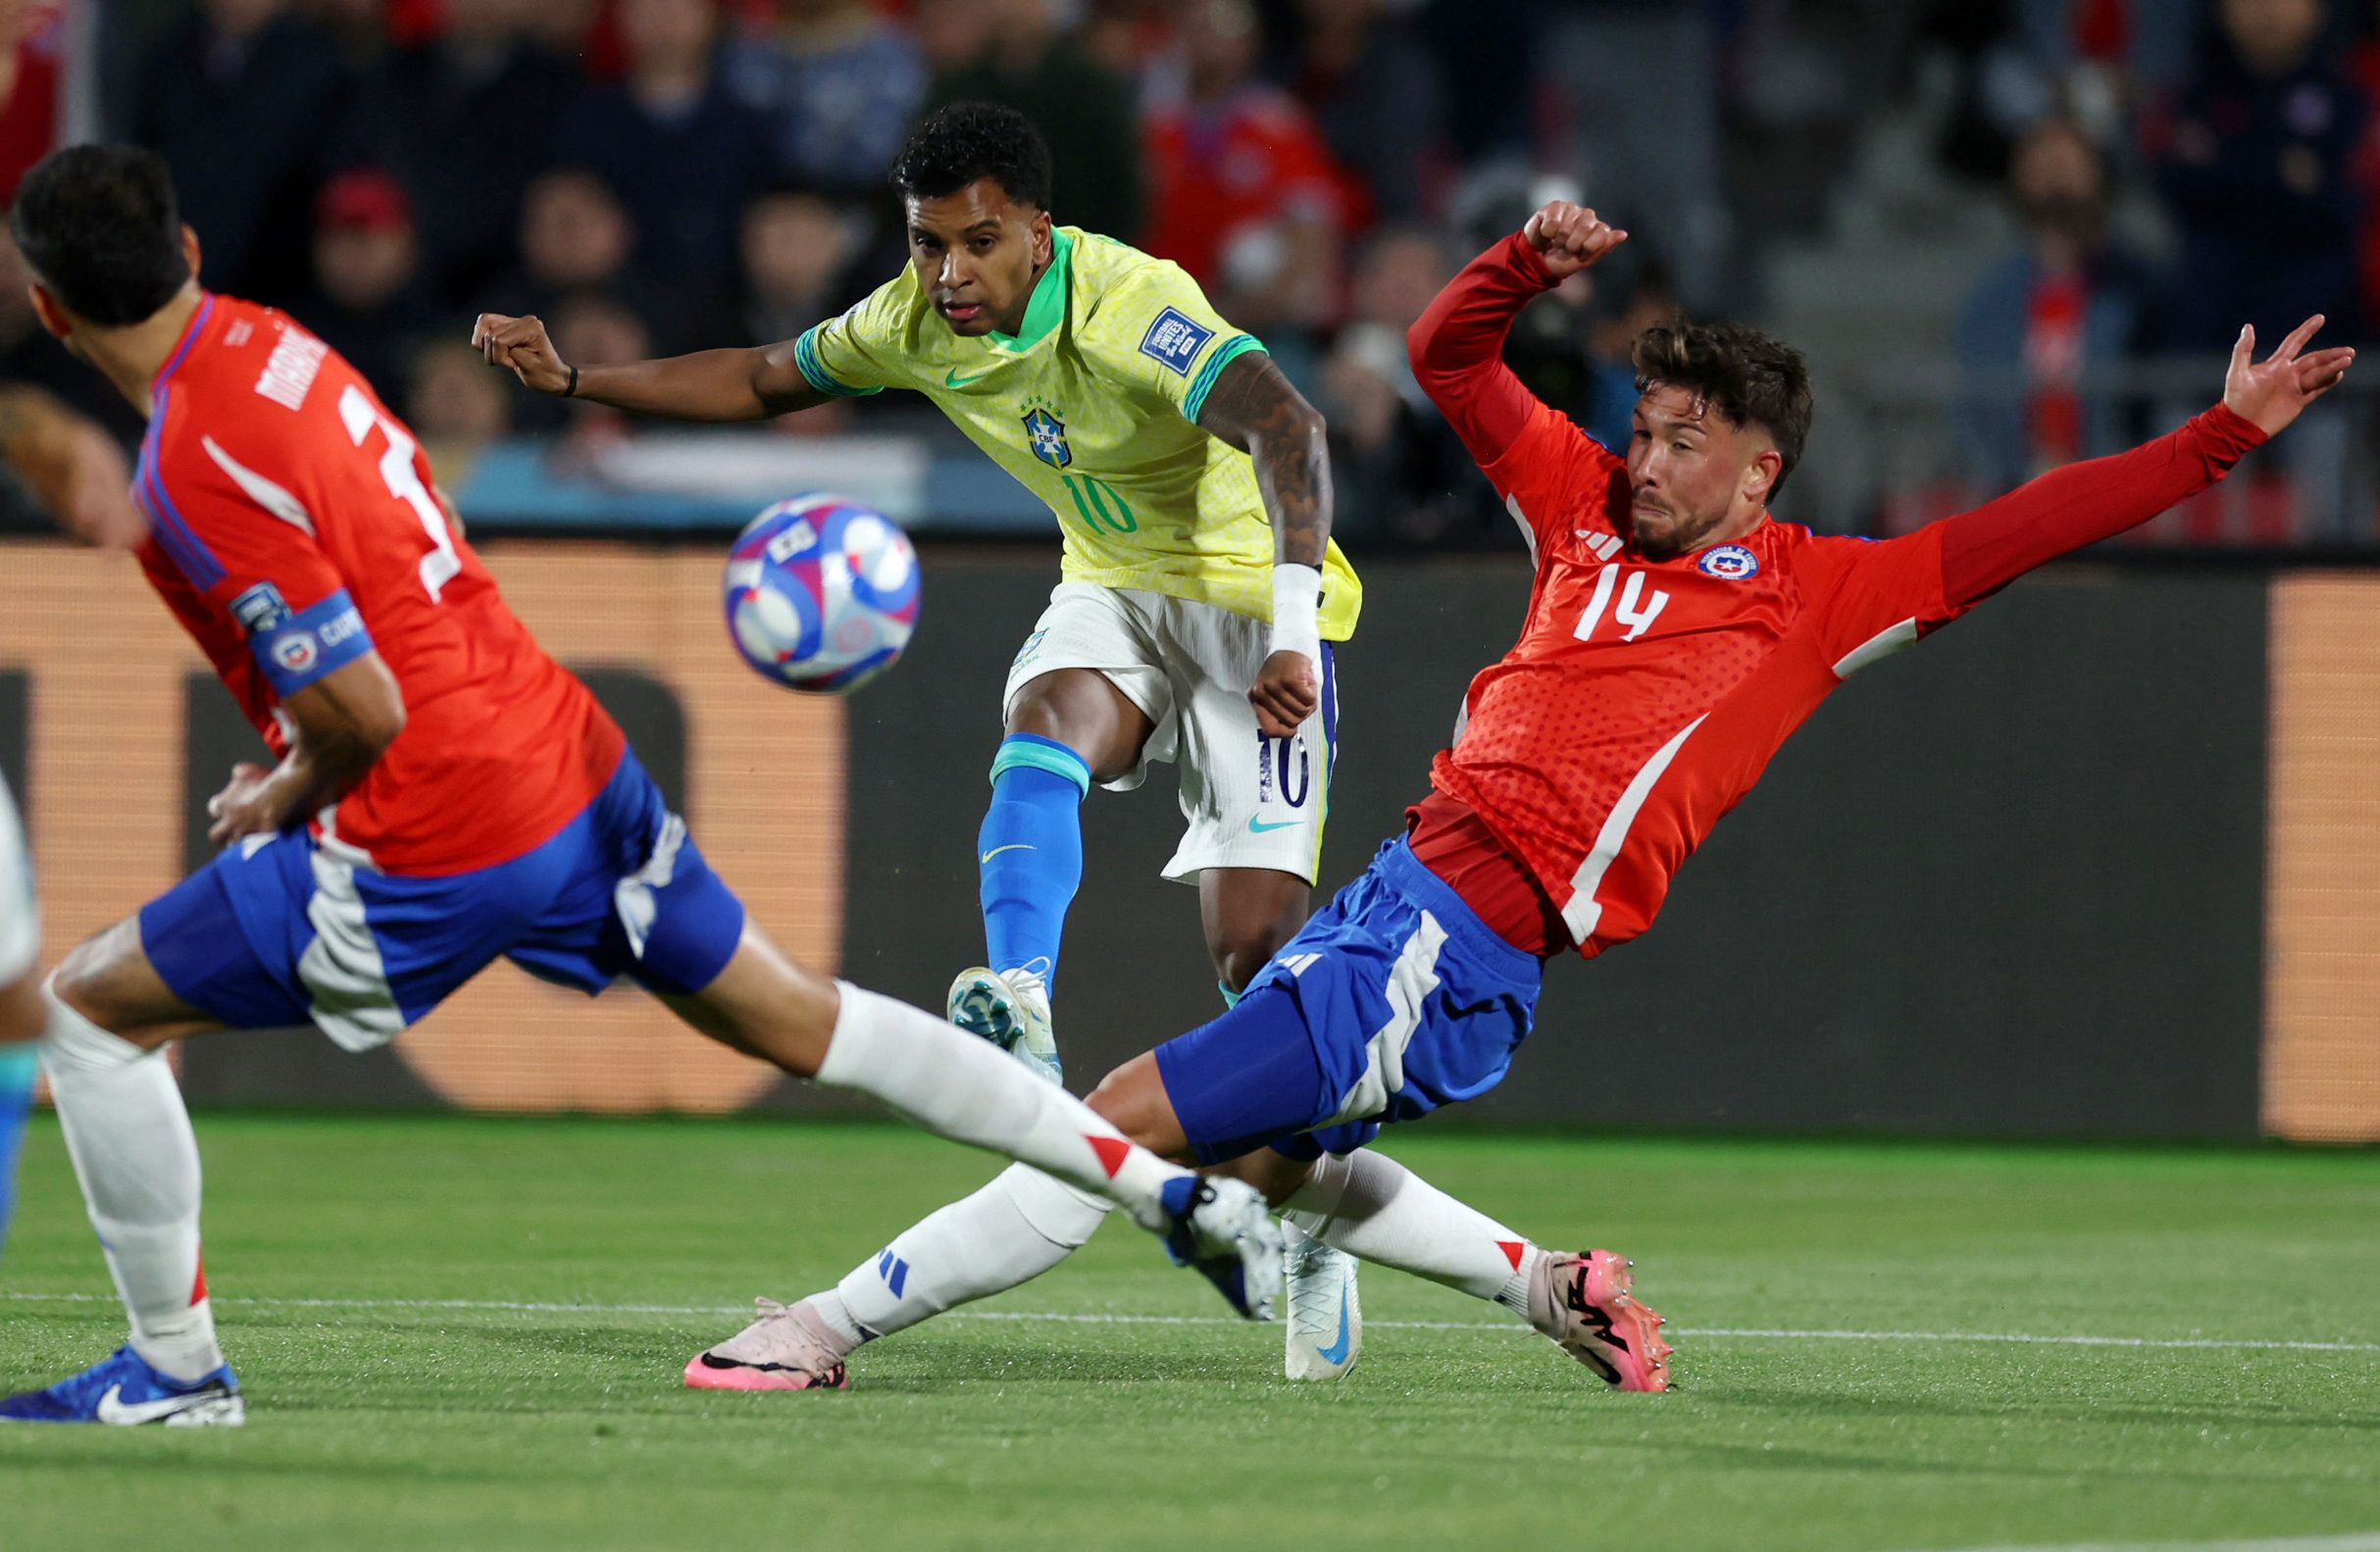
xmin=2 ymin=1116 xmax=2377 ymax=1550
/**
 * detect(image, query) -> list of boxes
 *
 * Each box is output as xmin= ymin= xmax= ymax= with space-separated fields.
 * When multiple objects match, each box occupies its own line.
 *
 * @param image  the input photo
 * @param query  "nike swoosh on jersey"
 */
xmin=1246 ymin=817 xmax=1300 ymax=833
xmin=1316 ymin=1288 xmax=1353 ymax=1365
xmin=95 ymin=1383 xmax=218 ymax=1426
xmin=944 ymin=368 xmax=990 ymax=388
xmin=980 ymin=843 xmax=1037 ymax=863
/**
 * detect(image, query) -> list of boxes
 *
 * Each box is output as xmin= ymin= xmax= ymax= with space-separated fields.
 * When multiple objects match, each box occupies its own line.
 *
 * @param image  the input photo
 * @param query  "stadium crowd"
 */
xmin=0 ymin=0 xmax=2375 ymax=546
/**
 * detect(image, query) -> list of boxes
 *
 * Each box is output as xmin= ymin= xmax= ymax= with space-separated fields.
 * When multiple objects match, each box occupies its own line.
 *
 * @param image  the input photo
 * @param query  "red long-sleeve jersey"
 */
xmin=1403 ymin=233 xmax=2265 ymax=958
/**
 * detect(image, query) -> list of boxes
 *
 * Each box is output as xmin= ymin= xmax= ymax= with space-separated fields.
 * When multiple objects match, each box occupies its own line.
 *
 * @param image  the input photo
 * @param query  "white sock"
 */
xmin=820 ymin=1164 xmax=1111 ymax=1344
xmin=813 ymin=982 xmax=1185 ymax=1230
xmin=41 ymin=987 xmax=223 ymax=1381
xmin=1284 ymin=1149 xmax=1539 ymax=1316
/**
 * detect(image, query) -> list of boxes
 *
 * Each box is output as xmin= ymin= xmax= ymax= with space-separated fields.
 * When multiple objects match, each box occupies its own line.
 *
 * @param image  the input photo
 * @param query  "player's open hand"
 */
xmin=1522 ymin=203 xmax=1628 ymax=280
xmin=472 ymin=313 xmax=573 ymax=396
xmin=1249 ymin=650 xmax=1319 ymax=739
xmin=206 ymin=761 xmax=281 ymax=846
xmin=2224 ymin=316 xmax=2355 ymax=437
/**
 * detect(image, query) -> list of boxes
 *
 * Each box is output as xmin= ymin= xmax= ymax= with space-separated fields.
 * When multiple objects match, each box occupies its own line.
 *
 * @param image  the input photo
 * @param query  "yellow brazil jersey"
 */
xmin=791 ymin=227 xmax=1360 ymax=640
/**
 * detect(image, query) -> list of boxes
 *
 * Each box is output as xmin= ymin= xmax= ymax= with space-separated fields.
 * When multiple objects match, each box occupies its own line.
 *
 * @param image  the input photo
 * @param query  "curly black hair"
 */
xmin=12 ymin=144 xmax=191 ymax=326
xmin=1632 ymin=321 xmax=1814 ymax=498
xmin=890 ymin=102 xmax=1055 ymax=212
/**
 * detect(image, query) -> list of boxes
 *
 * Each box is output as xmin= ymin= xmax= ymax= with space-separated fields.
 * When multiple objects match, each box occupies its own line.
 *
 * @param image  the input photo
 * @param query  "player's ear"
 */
xmin=179 ymin=224 xmax=201 ymax=283
xmin=26 ymin=281 xmax=69 ymax=340
xmin=1031 ymin=209 xmax=1052 ymax=268
xmin=1745 ymin=447 xmax=1783 ymax=508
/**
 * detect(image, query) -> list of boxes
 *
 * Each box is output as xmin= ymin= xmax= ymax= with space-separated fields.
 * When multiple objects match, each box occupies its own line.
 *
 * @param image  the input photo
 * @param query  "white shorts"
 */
xmin=1004 ymin=582 xmax=1339 ymax=884
xmin=0 ymin=775 xmax=38 ymax=986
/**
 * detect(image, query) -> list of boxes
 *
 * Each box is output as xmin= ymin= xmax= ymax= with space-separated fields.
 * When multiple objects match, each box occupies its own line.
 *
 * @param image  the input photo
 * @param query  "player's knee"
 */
xmin=1211 ymin=915 xmax=1300 ymax=994
xmin=1085 ymin=1055 xmax=1177 ymax=1152
xmin=50 ymin=923 xmax=140 ymax=1031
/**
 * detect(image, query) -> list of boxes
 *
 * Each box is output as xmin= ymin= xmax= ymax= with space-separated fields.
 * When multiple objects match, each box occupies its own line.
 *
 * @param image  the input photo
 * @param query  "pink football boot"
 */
xmin=684 ymin=1298 xmax=852 ymax=1392
xmin=1527 ymin=1249 xmax=1672 ymax=1392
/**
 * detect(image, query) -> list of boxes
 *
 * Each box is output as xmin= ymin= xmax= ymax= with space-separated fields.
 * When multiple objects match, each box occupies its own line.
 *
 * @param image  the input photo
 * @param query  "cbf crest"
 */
xmin=1021 ymin=397 xmax=1072 ymax=469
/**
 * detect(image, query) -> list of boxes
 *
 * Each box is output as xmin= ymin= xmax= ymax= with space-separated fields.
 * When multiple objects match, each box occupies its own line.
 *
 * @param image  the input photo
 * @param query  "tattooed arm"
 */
xmin=1195 ymin=351 xmax=1333 ymax=736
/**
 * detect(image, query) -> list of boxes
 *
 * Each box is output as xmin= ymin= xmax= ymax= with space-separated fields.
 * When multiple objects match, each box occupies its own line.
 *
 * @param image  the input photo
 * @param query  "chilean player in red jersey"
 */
xmin=699 ymin=200 xmax=2352 ymax=1397
xmin=0 ymin=146 xmax=1291 ymax=1427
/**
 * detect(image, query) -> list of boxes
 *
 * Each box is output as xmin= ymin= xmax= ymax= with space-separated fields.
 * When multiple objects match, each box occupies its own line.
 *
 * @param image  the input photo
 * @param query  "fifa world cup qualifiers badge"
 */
xmin=1697 ymin=544 xmax=1759 ymax=580
xmin=1138 ymin=308 xmax=1214 ymax=375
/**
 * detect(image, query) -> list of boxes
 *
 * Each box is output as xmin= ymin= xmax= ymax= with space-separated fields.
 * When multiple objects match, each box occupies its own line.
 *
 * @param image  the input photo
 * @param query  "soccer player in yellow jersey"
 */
xmin=481 ymin=105 xmax=1370 ymax=1379
xmin=479 ymin=102 xmax=1360 ymax=1063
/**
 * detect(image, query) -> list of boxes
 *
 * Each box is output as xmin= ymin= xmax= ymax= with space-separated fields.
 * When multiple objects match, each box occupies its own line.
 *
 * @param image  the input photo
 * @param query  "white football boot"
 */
xmin=1283 ymin=1224 xmax=1363 ymax=1379
xmin=945 ymin=966 xmax=1062 ymax=1084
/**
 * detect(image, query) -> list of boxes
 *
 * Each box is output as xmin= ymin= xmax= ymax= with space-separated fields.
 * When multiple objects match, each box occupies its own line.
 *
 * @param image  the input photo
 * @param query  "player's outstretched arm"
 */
xmin=203 ymin=651 xmax=406 ymax=846
xmin=471 ymin=314 xmax=830 ymax=423
xmin=1196 ymin=351 xmax=1333 ymax=736
xmin=0 ymin=384 xmax=141 ymax=547
xmin=1409 ymin=202 xmax=1627 ymax=466
xmin=1935 ymin=317 xmax=2354 ymax=604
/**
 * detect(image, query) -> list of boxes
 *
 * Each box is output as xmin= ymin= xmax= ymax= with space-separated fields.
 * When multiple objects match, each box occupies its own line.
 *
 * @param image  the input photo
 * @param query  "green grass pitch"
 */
xmin=2 ymin=1114 xmax=2378 ymax=1551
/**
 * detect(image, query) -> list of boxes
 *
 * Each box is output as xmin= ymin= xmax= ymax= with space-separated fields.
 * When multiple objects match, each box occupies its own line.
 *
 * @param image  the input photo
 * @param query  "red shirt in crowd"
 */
xmin=1140 ymin=84 xmax=1342 ymax=285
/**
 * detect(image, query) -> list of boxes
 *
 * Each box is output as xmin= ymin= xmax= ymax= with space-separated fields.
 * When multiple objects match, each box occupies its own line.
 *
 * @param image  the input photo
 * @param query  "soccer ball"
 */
xmin=722 ymin=495 xmax=920 ymax=692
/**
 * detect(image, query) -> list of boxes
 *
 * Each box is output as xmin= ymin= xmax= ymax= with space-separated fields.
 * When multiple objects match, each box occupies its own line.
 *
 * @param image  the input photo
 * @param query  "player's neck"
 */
xmin=80 ymin=283 xmax=206 ymax=416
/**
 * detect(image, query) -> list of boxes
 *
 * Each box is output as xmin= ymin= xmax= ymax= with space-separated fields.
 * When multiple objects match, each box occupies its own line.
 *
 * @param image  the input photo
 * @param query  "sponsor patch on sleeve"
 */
xmin=1139 ymin=307 xmax=1215 ymax=376
xmin=248 ymin=586 xmax=375 ymax=696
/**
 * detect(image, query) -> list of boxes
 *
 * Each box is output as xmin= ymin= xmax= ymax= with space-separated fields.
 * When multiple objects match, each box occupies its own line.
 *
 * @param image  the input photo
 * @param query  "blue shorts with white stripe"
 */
xmin=140 ymin=747 xmax=744 ymax=1051
xmin=1152 ymin=836 xmax=1544 ymax=1165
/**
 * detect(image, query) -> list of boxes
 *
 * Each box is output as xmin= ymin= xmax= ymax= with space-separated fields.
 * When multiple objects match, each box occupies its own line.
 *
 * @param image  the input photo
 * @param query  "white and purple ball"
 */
xmin=723 ymin=495 xmax=920 ymax=692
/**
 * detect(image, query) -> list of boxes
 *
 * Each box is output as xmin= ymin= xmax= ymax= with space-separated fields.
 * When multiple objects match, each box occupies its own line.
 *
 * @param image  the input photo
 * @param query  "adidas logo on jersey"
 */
xmin=1575 ymin=532 xmax=1623 ymax=561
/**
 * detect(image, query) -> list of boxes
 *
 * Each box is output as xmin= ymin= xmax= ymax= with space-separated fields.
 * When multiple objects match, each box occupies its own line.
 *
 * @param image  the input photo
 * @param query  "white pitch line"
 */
xmin=5 ymin=1291 xmax=2379 ymax=1352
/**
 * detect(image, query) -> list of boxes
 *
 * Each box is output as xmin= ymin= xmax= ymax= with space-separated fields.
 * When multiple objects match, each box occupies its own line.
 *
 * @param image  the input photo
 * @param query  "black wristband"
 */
xmin=563 ymin=363 xmax=580 ymax=399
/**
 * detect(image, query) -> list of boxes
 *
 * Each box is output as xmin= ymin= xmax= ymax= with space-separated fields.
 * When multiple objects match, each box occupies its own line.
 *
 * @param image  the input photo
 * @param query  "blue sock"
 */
xmin=0 ymin=1043 xmax=35 ymax=1262
xmin=979 ymin=733 xmax=1091 ymax=992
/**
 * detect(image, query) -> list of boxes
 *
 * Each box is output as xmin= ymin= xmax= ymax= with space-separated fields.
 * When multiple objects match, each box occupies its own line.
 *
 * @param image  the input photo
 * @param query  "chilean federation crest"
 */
xmin=1022 ymin=407 xmax=1073 ymax=469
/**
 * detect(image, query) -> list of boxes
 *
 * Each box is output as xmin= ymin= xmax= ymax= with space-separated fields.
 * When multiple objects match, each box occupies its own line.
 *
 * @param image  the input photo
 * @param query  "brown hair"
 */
xmin=1632 ymin=321 xmax=1814 ymax=499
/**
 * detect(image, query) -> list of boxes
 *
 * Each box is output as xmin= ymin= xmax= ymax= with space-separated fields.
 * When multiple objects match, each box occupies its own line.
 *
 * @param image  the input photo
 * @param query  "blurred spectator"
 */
xmin=477 ymin=166 xmax=706 ymax=348
xmin=347 ymin=0 xmax=582 ymax=307
xmin=137 ymin=0 xmax=349 ymax=302
xmin=285 ymin=169 xmax=436 ymax=404
xmin=554 ymin=0 xmax=774 ymax=288
xmin=1265 ymin=0 xmax=1447 ymax=227
xmin=737 ymin=183 xmax=865 ymax=345
xmin=0 ymin=0 xmax=64 ymax=208
xmin=2144 ymin=0 xmax=2368 ymax=352
xmin=1957 ymin=119 xmax=2148 ymax=493
xmin=1142 ymin=0 xmax=1340 ymax=343
xmin=1318 ymin=227 xmax=1498 ymax=549
xmin=725 ymin=0 xmax=927 ymax=197
xmin=911 ymin=0 xmax=996 ymax=76
xmin=548 ymin=290 xmax=652 ymax=452
xmin=407 ymin=337 xmax=513 ymax=487
xmin=1081 ymin=0 xmax=1184 ymax=96
xmin=928 ymin=0 xmax=1145 ymax=241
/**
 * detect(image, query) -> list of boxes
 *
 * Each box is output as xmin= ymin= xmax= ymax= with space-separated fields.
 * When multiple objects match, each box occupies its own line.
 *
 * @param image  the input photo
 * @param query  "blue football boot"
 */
xmin=0 ymin=1345 xmax=244 ymax=1426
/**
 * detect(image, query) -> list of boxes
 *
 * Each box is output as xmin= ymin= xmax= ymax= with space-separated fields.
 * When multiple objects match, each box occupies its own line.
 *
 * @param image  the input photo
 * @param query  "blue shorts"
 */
xmin=140 ymin=749 xmax=745 ymax=1051
xmin=1153 ymin=837 xmax=1543 ymax=1165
